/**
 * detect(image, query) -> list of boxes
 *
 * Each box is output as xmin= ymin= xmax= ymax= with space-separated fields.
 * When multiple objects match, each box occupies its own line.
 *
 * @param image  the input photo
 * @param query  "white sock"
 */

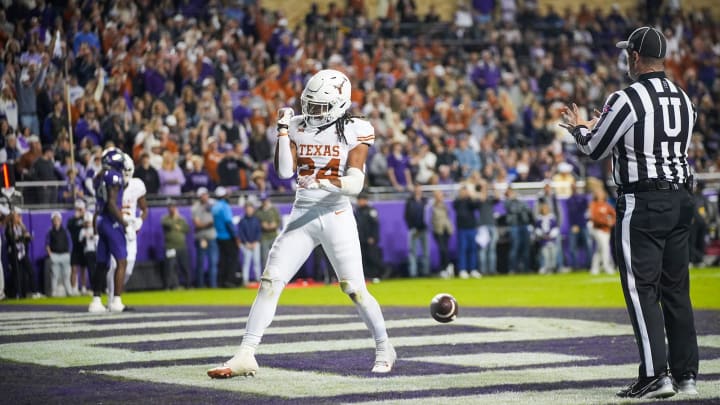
xmin=350 ymin=289 xmax=389 ymax=345
xmin=241 ymin=278 xmax=285 ymax=352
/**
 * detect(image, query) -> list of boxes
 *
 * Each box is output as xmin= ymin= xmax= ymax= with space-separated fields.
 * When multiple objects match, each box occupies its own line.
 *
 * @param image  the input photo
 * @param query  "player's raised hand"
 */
xmin=277 ymin=107 xmax=294 ymax=131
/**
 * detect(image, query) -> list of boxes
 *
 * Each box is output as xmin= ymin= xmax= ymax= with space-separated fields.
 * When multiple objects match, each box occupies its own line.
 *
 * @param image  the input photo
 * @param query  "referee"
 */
xmin=561 ymin=27 xmax=698 ymax=399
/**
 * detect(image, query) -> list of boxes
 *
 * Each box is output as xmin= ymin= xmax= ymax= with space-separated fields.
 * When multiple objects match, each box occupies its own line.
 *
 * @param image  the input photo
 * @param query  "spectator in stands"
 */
xmin=134 ymin=152 xmax=160 ymax=195
xmin=453 ymin=185 xmax=480 ymax=279
xmin=6 ymin=207 xmax=41 ymax=299
xmin=46 ymin=211 xmax=73 ymax=297
xmin=565 ymin=183 xmax=592 ymax=270
xmin=31 ymin=145 xmax=59 ymax=204
xmin=67 ymin=200 xmax=89 ymax=295
xmin=404 ymin=185 xmax=429 ymax=277
xmin=256 ymin=196 xmax=281 ymax=268
xmin=238 ymin=201 xmax=262 ymax=287
xmin=192 ymin=187 xmax=219 ymax=288
xmin=355 ymin=192 xmax=391 ymax=280
xmin=534 ymin=202 xmax=559 ymax=275
xmin=477 ymin=180 xmax=499 ymax=276
xmin=505 ymin=187 xmax=533 ymax=273
xmin=161 ymin=200 xmax=191 ymax=289
xmin=0 ymin=134 xmax=21 ymax=164
xmin=0 ymin=82 xmax=19 ymax=132
xmin=536 ymin=182 xmax=566 ymax=272
xmin=18 ymin=135 xmax=41 ymax=180
xmin=16 ymin=61 xmax=48 ymax=137
xmin=158 ymin=151 xmax=185 ymax=196
xmin=387 ymin=141 xmax=412 ymax=191
xmin=184 ymin=155 xmax=213 ymax=194
xmin=78 ymin=212 xmax=97 ymax=295
xmin=212 ymin=187 xmax=240 ymax=288
xmin=217 ymin=145 xmax=248 ymax=189
xmin=74 ymin=104 xmax=102 ymax=147
xmin=248 ymin=123 xmax=272 ymax=164
xmin=43 ymin=100 xmax=67 ymax=147
xmin=368 ymin=143 xmax=392 ymax=187
xmin=690 ymin=182 xmax=711 ymax=267
xmin=431 ymin=190 xmax=454 ymax=278
xmin=454 ymin=135 xmax=481 ymax=179
xmin=414 ymin=142 xmax=437 ymax=185
xmin=589 ymin=189 xmax=616 ymax=275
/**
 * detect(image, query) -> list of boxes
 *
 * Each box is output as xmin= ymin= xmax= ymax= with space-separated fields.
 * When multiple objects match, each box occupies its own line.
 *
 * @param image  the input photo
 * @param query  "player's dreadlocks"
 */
xmin=312 ymin=110 xmax=364 ymax=145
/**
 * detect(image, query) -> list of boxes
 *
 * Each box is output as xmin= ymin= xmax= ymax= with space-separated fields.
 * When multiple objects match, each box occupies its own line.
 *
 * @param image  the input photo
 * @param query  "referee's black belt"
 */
xmin=617 ymin=179 xmax=690 ymax=194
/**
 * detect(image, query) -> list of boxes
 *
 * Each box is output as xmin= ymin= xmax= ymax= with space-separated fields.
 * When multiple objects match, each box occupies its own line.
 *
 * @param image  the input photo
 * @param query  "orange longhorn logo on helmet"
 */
xmin=333 ymin=78 xmax=347 ymax=95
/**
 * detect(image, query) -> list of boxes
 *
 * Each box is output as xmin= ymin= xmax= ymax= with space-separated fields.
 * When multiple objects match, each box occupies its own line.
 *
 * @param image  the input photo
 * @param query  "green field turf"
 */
xmin=4 ymin=268 xmax=720 ymax=309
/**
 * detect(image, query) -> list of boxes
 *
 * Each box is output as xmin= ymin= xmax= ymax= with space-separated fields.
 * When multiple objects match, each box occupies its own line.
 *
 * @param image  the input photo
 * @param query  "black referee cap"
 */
xmin=616 ymin=26 xmax=667 ymax=59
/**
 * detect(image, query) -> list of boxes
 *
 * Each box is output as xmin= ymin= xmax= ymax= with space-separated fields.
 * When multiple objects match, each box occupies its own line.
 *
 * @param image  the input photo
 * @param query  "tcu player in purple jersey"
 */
xmin=88 ymin=149 xmax=129 ymax=313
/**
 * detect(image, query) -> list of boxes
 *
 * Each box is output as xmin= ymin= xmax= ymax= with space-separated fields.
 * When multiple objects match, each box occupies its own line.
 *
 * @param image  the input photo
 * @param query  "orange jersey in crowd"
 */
xmin=589 ymin=200 xmax=616 ymax=233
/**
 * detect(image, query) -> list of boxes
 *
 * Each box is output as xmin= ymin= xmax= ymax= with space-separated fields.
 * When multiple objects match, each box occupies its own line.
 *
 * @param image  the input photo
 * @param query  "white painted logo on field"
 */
xmin=0 ymin=311 xmax=718 ymax=402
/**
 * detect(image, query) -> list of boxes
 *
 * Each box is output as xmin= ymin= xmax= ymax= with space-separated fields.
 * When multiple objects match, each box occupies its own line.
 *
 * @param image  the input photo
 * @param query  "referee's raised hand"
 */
xmin=559 ymin=103 xmax=600 ymax=132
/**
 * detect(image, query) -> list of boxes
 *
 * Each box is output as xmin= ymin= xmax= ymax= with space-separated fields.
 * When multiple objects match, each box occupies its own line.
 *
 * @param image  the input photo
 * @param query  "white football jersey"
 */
xmin=122 ymin=178 xmax=147 ymax=218
xmin=288 ymin=115 xmax=375 ymax=207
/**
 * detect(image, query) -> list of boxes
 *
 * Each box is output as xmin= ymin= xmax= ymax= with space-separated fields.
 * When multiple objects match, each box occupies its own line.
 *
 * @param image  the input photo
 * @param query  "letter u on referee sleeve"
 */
xmin=618 ymin=194 xmax=656 ymax=377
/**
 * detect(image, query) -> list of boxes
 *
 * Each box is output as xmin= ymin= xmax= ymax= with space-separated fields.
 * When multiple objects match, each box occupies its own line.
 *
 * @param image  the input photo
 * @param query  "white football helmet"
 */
xmin=122 ymin=153 xmax=135 ymax=185
xmin=301 ymin=69 xmax=351 ymax=128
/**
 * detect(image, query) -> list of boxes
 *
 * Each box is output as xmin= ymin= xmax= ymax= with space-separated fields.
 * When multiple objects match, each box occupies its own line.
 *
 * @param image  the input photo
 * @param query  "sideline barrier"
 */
xmin=16 ymin=195 xmax=594 ymax=288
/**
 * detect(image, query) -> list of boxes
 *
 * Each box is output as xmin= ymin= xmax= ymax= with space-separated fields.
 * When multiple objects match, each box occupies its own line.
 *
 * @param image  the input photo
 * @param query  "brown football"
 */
xmin=430 ymin=293 xmax=458 ymax=323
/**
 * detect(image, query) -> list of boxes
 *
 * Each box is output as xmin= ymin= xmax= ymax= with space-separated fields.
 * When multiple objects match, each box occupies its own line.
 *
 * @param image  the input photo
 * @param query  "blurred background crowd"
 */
xmin=0 ymin=0 xmax=718 ymax=204
xmin=0 ymin=0 xmax=719 ymax=298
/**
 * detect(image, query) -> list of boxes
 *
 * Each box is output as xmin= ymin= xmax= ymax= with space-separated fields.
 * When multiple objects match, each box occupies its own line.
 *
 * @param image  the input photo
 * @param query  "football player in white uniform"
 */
xmin=208 ymin=69 xmax=396 ymax=378
xmin=106 ymin=153 xmax=148 ymax=312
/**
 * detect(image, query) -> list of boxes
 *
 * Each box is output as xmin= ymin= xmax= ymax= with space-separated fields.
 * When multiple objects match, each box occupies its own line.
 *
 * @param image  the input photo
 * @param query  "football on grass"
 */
xmin=430 ymin=293 xmax=458 ymax=323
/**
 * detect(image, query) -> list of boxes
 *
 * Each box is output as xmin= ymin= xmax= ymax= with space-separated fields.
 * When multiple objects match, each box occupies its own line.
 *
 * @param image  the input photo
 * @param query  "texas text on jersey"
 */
xmin=288 ymin=115 xmax=375 ymax=207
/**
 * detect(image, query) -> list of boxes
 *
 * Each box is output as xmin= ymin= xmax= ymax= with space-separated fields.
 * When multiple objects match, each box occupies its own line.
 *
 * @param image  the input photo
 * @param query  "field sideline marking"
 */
xmin=348 ymin=381 xmax=720 ymax=405
xmin=98 ymin=359 xmax=720 ymax=399
xmin=0 ymin=317 xmax=635 ymax=367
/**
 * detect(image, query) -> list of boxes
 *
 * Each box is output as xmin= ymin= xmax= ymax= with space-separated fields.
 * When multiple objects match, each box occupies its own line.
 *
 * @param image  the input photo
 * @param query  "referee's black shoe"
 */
xmin=616 ymin=373 xmax=676 ymax=399
xmin=674 ymin=372 xmax=698 ymax=395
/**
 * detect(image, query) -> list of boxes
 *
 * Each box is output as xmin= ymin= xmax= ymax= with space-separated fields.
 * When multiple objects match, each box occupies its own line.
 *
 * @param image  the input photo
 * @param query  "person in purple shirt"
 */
xmin=74 ymin=106 xmax=102 ymax=146
xmin=143 ymin=62 xmax=166 ymax=97
xmin=471 ymin=51 xmax=501 ymax=91
xmin=265 ymin=161 xmax=294 ymax=192
xmin=158 ymin=151 xmax=186 ymax=196
xmin=90 ymin=149 xmax=128 ymax=313
xmin=565 ymin=183 xmax=592 ymax=270
xmin=386 ymin=142 xmax=412 ymax=191
xmin=183 ymin=155 xmax=214 ymax=194
xmin=275 ymin=33 xmax=296 ymax=71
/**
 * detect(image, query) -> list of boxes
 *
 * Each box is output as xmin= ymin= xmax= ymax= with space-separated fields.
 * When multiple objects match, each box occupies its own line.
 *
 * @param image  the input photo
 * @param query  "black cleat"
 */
xmin=674 ymin=373 xmax=698 ymax=395
xmin=616 ymin=373 xmax=676 ymax=399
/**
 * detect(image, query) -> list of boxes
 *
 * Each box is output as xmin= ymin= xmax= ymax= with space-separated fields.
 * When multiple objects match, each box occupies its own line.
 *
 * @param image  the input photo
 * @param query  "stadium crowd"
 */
xmin=0 ymin=0 xmax=718 ymax=201
xmin=0 ymin=0 xmax=719 ymax=297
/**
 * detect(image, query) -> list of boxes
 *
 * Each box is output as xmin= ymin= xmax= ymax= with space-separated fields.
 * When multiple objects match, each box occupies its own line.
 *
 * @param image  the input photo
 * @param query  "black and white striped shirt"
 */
xmin=573 ymin=71 xmax=696 ymax=186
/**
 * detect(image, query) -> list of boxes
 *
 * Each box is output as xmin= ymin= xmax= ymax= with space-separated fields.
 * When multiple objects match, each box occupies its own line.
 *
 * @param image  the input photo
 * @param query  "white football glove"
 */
xmin=297 ymin=175 xmax=319 ymax=190
xmin=277 ymin=107 xmax=294 ymax=131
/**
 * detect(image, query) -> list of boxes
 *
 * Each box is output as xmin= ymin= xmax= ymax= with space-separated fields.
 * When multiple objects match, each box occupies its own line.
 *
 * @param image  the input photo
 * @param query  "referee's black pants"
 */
xmin=615 ymin=189 xmax=699 ymax=379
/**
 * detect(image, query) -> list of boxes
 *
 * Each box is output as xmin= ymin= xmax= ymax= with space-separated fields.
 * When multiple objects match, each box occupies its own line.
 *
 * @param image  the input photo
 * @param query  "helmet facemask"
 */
xmin=301 ymin=97 xmax=332 ymax=128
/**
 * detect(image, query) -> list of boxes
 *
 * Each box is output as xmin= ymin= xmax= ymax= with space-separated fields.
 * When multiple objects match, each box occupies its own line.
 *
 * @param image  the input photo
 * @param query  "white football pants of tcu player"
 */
xmin=242 ymin=201 xmax=390 ymax=348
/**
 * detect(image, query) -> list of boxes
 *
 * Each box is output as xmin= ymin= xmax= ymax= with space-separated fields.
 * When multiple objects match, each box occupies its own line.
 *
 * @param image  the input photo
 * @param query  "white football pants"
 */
xmin=242 ymin=202 xmax=390 ymax=349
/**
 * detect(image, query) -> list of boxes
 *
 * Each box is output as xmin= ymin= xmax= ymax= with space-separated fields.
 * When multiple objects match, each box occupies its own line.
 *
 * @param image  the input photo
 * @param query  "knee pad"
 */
xmin=258 ymin=277 xmax=285 ymax=297
xmin=340 ymin=280 xmax=366 ymax=303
